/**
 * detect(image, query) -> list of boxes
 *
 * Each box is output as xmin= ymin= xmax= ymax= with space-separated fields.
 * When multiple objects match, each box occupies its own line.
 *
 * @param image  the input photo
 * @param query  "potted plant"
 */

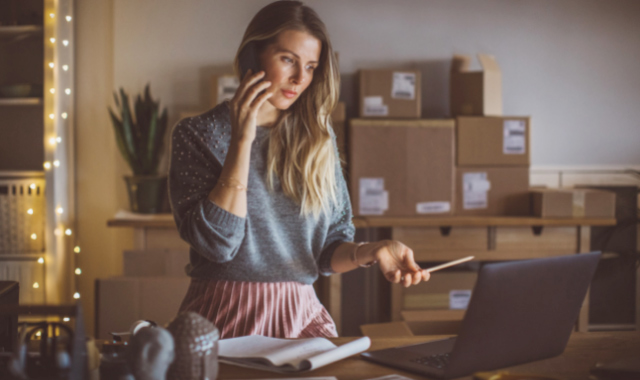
xmin=109 ymin=84 xmax=169 ymax=213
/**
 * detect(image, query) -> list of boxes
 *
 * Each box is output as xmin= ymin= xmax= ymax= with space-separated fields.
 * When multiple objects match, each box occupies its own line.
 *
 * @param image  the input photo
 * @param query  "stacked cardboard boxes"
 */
xmin=95 ymin=250 xmax=190 ymax=339
xmin=350 ymin=68 xmax=456 ymax=217
xmin=452 ymin=54 xmax=530 ymax=216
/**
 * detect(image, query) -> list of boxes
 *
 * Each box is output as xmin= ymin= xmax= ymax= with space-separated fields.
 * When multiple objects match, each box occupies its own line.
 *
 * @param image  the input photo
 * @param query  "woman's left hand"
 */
xmin=369 ymin=240 xmax=430 ymax=287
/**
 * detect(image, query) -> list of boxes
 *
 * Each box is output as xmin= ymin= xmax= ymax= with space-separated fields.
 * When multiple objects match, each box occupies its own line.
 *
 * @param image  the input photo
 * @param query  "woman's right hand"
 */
xmin=229 ymin=69 xmax=273 ymax=144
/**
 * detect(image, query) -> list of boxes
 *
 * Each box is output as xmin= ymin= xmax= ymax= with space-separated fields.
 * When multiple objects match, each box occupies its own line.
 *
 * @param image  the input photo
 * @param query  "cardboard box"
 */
xmin=403 ymin=271 xmax=478 ymax=310
xmin=350 ymin=118 xmax=454 ymax=216
xmin=123 ymin=250 xmax=189 ymax=277
xmin=210 ymin=74 xmax=240 ymax=107
xmin=455 ymin=167 xmax=530 ymax=216
xmin=95 ymin=277 xmax=190 ymax=339
xmin=457 ymin=116 xmax=530 ymax=166
xmin=359 ymin=69 xmax=421 ymax=118
xmin=531 ymin=188 xmax=616 ymax=218
xmin=331 ymin=102 xmax=347 ymax=168
xmin=450 ymin=54 xmax=502 ymax=116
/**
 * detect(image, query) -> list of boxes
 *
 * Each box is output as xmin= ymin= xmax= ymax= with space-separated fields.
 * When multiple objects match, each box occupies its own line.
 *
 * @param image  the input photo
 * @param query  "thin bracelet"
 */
xmin=351 ymin=242 xmax=377 ymax=268
xmin=218 ymin=177 xmax=247 ymax=191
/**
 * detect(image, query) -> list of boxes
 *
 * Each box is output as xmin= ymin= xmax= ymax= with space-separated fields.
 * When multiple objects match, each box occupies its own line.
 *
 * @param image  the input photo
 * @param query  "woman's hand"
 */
xmin=228 ymin=69 xmax=274 ymax=144
xmin=371 ymin=240 xmax=430 ymax=287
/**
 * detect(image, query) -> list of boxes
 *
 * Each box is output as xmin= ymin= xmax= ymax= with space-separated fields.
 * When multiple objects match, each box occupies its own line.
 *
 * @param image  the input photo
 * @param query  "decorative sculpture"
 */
xmin=166 ymin=312 xmax=219 ymax=380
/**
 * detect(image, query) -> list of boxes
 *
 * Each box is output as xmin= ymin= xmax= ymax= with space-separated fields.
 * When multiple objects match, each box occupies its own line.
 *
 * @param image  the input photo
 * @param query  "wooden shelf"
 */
xmin=107 ymin=213 xmax=617 ymax=229
xmin=0 ymin=25 xmax=43 ymax=42
xmin=357 ymin=216 xmax=617 ymax=228
xmin=0 ymin=97 xmax=42 ymax=106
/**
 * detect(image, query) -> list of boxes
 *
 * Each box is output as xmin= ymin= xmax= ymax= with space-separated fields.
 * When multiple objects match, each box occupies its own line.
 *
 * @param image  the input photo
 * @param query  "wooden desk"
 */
xmin=219 ymin=332 xmax=640 ymax=380
xmin=107 ymin=214 xmax=617 ymax=333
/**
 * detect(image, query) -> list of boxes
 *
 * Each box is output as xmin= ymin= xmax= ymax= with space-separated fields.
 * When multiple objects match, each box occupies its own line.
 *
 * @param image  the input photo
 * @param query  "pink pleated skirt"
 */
xmin=178 ymin=278 xmax=338 ymax=339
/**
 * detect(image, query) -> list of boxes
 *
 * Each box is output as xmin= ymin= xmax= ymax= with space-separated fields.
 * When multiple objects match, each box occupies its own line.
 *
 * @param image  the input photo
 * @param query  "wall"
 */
xmin=75 ymin=0 xmax=640 ymax=334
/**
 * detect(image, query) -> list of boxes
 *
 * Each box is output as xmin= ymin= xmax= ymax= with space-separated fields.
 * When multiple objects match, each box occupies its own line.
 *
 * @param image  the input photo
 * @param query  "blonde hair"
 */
xmin=233 ymin=0 xmax=341 ymax=219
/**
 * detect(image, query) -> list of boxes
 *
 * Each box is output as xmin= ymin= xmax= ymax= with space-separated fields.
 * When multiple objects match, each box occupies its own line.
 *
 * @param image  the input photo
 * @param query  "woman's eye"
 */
xmin=283 ymin=57 xmax=293 ymax=63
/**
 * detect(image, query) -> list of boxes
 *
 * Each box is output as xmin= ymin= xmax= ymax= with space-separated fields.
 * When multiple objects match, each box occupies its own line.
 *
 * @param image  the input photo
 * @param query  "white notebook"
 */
xmin=218 ymin=335 xmax=371 ymax=373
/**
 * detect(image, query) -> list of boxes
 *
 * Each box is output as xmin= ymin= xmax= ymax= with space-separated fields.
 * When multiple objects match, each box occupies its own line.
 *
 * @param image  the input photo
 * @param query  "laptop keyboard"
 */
xmin=410 ymin=353 xmax=451 ymax=369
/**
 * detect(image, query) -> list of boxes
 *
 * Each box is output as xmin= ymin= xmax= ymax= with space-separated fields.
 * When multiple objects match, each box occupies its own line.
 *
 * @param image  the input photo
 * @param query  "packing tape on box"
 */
xmin=572 ymin=191 xmax=586 ymax=218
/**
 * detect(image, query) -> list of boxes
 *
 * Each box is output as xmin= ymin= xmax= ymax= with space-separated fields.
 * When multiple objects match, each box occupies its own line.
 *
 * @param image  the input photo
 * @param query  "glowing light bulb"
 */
xmin=62 ymin=112 xmax=68 ymax=119
xmin=66 ymin=16 xmax=72 ymax=22
xmin=65 ymin=89 xmax=71 ymax=95
xmin=31 ymin=233 xmax=37 ymax=240
xmin=73 ymin=292 xmax=80 ymax=299
xmin=62 ymin=40 xmax=69 ymax=47
xmin=49 ymin=137 xmax=57 ymax=145
xmin=53 ymin=160 xmax=60 ymax=167
xmin=63 ymin=317 xmax=70 ymax=322
xmin=36 ymin=331 xmax=41 ymax=337
xmin=50 ymin=88 xmax=55 ymax=94
xmin=75 ymin=268 xmax=82 ymax=275
xmin=63 ymin=65 xmax=69 ymax=71
xmin=49 ymin=113 xmax=55 ymax=120
xmin=49 ymin=62 xmax=54 ymax=68
xmin=50 ymin=38 xmax=56 ymax=44
xmin=27 ymin=208 xmax=34 ymax=215
xmin=56 ymin=207 xmax=64 ymax=214
xmin=56 ymin=136 xmax=62 ymax=143
xmin=49 ymin=13 xmax=55 ymax=18
xmin=74 ymin=246 xmax=81 ymax=253
xmin=65 ymin=228 xmax=72 ymax=236
xmin=44 ymin=161 xmax=52 ymax=170
xmin=38 ymin=257 xmax=44 ymax=264
xmin=30 ymin=183 xmax=36 ymax=190
xmin=33 ymin=282 xmax=39 ymax=288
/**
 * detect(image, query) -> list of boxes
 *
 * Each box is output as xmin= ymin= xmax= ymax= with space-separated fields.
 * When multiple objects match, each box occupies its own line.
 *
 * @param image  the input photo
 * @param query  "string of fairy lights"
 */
xmin=31 ymin=0 xmax=80 ymax=305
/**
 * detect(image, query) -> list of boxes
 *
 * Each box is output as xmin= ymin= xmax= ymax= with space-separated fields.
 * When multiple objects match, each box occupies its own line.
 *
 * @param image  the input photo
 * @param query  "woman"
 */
xmin=169 ymin=0 xmax=429 ymax=339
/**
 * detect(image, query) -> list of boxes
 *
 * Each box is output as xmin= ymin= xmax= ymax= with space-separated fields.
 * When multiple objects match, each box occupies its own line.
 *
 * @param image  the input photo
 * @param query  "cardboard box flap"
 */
xmin=477 ymin=54 xmax=500 ymax=72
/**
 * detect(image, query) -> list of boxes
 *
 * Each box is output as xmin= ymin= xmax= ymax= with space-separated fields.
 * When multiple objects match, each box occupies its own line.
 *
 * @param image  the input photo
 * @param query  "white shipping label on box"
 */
xmin=218 ymin=76 xmax=240 ymax=103
xmin=416 ymin=201 xmax=451 ymax=214
xmin=363 ymin=96 xmax=389 ymax=116
xmin=463 ymin=173 xmax=490 ymax=210
xmin=359 ymin=178 xmax=389 ymax=215
xmin=503 ymin=120 xmax=527 ymax=155
xmin=391 ymin=72 xmax=416 ymax=100
xmin=450 ymin=290 xmax=472 ymax=310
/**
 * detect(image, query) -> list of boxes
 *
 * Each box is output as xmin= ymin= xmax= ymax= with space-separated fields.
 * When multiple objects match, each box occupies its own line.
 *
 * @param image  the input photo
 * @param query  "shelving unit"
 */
xmin=0 ymin=2 xmax=47 ymax=305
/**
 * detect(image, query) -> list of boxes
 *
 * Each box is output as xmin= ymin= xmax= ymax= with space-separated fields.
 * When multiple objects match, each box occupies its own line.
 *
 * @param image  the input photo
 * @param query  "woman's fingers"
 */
xmin=242 ymin=80 xmax=272 ymax=110
xmin=251 ymin=89 xmax=274 ymax=113
xmin=233 ymin=70 xmax=265 ymax=106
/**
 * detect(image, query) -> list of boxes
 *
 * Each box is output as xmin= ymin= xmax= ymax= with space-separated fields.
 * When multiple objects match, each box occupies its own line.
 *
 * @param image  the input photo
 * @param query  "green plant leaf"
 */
xmin=119 ymin=88 xmax=141 ymax=174
xmin=108 ymin=108 xmax=134 ymax=170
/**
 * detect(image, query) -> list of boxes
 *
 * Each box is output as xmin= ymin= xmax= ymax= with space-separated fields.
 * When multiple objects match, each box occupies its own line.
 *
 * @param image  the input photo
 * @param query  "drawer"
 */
xmin=392 ymin=227 xmax=487 ymax=261
xmin=495 ymin=226 xmax=577 ymax=258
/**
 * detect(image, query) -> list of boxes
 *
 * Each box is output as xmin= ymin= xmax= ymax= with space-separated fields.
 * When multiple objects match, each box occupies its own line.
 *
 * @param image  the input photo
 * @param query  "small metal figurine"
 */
xmin=166 ymin=312 xmax=220 ymax=380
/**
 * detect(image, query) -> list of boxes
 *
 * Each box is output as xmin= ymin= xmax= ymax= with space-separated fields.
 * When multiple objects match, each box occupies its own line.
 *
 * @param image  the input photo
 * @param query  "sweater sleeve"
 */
xmin=168 ymin=117 xmax=246 ymax=263
xmin=316 ymin=130 xmax=356 ymax=276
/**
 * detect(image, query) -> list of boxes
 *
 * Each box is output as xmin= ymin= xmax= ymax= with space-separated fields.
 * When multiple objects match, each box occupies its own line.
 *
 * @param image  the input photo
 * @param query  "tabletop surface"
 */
xmin=218 ymin=331 xmax=640 ymax=380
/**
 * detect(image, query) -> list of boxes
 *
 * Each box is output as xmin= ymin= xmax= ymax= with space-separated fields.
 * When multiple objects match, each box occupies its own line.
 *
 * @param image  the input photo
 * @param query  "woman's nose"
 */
xmin=290 ymin=67 xmax=304 ymax=84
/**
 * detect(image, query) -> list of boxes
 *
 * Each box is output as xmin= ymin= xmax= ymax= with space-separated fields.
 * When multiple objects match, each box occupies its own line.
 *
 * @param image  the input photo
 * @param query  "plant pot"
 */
xmin=124 ymin=175 xmax=167 ymax=214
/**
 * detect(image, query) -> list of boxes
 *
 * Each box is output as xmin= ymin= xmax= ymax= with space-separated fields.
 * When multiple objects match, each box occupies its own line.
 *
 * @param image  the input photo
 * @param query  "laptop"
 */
xmin=361 ymin=252 xmax=601 ymax=379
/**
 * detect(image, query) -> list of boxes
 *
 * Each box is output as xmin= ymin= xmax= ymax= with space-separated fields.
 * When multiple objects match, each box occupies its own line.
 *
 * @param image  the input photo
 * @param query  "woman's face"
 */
xmin=259 ymin=29 xmax=322 ymax=110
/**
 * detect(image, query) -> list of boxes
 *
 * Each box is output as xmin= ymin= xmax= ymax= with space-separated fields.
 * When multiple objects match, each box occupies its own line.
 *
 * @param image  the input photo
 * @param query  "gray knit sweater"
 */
xmin=168 ymin=101 xmax=355 ymax=284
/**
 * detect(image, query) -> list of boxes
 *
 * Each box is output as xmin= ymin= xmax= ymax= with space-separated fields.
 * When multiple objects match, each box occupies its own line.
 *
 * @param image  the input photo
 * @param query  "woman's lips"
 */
xmin=281 ymin=89 xmax=297 ymax=99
